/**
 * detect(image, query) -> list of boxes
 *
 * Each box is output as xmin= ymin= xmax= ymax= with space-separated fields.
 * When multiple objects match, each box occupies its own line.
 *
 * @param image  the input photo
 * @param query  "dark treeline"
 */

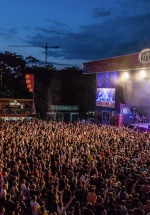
xmin=0 ymin=52 xmax=96 ymax=115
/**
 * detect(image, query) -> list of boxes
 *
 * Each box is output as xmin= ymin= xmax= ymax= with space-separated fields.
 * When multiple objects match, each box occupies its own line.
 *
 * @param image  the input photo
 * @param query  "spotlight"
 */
xmin=135 ymin=70 xmax=147 ymax=81
xmin=139 ymin=70 xmax=146 ymax=79
xmin=121 ymin=71 xmax=130 ymax=81
xmin=124 ymin=72 xmax=129 ymax=79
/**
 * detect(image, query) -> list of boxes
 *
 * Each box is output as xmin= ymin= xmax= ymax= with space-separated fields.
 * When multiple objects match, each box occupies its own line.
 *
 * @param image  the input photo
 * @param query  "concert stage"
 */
xmin=83 ymin=49 xmax=150 ymax=127
xmin=129 ymin=123 xmax=150 ymax=132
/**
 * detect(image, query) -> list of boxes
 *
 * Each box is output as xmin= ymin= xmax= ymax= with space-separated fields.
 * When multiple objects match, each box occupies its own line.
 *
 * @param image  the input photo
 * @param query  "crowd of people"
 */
xmin=0 ymin=119 xmax=150 ymax=215
xmin=130 ymin=113 xmax=150 ymax=124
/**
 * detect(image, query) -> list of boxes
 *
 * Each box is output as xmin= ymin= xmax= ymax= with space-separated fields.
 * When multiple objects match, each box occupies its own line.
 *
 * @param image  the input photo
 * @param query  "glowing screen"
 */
xmin=96 ymin=88 xmax=115 ymax=108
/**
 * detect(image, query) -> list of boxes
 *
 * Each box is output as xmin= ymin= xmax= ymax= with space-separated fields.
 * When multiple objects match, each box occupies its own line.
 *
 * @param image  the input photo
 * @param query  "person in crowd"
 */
xmin=57 ymin=195 xmax=75 ymax=215
xmin=94 ymin=196 xmax=106 ymax=215
xmin=82 ymin=202 xmax=95 ymax=215
xmin=72 ymin=201 xmax=81 ymax=215
xmin=3 ymin=194 xmax=15 ymax=215
xmin=142 ymin=200 xmax=150 ymax=215
xmin=87 ymin=186 xmax=97 ymax=207
xmin=30 ymin=195 xmax=40 ymax=215
xmin=133 ymin=201 xmax=145 ymax=215
xmin=0 ymin=207 xmax=5 ymax=215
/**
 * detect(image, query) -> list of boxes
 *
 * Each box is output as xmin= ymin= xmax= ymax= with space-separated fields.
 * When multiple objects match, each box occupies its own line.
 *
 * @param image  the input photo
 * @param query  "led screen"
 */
xmin=96 ymin=88 xmax=115 ymax=108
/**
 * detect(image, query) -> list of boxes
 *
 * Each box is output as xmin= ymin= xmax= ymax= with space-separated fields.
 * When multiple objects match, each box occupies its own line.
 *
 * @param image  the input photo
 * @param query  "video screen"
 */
xmin=96 ymin=88 xmax=115 ymax=108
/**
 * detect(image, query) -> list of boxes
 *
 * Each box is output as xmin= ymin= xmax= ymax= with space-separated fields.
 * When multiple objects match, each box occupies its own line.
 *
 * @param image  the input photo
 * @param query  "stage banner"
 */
xmin=25 ymin=74 xmax=34 ymax=93
xmin=119 ymin=104 xmax=131 ymax=127
xmin=83 ymin=49 xmax=150 ymax=74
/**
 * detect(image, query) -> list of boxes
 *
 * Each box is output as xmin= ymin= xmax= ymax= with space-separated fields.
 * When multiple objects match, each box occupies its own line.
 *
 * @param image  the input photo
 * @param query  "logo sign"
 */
xmin=121 ymin=107 xmax=130 ymax=115
xmin=139 ymin=48 xmax=150 ymax=64
xmin=10 ymin=100 xmax=20 ymax=106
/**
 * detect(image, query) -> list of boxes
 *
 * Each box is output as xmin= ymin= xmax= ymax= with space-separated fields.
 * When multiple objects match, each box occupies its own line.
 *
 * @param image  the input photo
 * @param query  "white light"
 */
xmin=124 ymin=72 xmax=129 ymax=79
xmin=139 ymin=70 xmax=146 ymax=79
xmin=134 ymin=70 xmax=147 ymax=81
xmin=121 ymin=71 xmax=130 ymax=81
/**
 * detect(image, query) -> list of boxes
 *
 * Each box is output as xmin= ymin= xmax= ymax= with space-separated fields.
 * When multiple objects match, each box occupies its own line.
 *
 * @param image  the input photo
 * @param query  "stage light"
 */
xmin=121 ymin=71 xmax=130 ymax=81
xmin=135 ymin=69 xmax=147 ymax=81
xmin=139 ymin=70 xmax=147 ymax=79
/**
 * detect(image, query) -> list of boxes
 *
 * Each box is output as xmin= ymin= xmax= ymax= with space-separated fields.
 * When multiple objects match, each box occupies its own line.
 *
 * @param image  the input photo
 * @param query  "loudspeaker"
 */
xmin=117 ymin=85 xmax=126 ymax=104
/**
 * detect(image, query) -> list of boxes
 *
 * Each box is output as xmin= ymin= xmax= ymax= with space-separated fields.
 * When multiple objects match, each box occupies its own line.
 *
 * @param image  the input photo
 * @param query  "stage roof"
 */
xmin=83 ymin=49 xmax=150 ymax=74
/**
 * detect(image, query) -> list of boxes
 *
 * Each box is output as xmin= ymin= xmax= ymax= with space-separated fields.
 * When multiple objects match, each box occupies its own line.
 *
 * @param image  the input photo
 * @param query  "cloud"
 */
xmin=0 ymin=28 xmax=17 ymax=37
xmin=21 ymin=8 xmax=150 ymax=65
xmin=23 ymin=26 xmax=32 ymax=31
xmin=116 ymin=0 xmax=150 ymax=13
xmin=35 ymin=20 xmax=68 ymax=36
xmin=92 ymin=7 xmax=112 ymax=18
xmin=7 ymin=28 xmax=18 ymax=35
xmin=35 ymin=27 xmax=62 ymax=35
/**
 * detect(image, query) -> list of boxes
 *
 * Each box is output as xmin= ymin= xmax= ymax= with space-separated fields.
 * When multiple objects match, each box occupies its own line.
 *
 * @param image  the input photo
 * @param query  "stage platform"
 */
xmin=129 ymin=123 xmax=150 ymax=132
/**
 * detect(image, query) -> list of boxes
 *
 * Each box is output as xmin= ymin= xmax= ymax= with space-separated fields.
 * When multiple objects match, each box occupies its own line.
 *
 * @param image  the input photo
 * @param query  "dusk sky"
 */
xmin=1 ymin=0 xmax=150 ymax=69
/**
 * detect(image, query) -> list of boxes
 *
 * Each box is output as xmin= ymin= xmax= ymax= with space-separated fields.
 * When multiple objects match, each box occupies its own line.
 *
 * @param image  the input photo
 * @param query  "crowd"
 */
xmin=130 ymin=113 xmax=150 ymax=124
xmin=0 ymin=119 xmax=150 ymax=215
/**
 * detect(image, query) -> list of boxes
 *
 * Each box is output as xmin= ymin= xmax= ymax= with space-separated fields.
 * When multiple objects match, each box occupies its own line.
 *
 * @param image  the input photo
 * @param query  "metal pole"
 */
xmin=32 ymin=92 xmax=34 ymax=114
xmin=45 ymin=43 xmax=48 ymax=64
xmin=0 ymin=68 xmax=2 ymax=91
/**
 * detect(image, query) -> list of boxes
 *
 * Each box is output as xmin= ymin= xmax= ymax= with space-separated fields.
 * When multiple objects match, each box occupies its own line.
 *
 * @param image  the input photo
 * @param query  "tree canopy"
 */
xmin=0 ymin=52 xmax=96 ymax=114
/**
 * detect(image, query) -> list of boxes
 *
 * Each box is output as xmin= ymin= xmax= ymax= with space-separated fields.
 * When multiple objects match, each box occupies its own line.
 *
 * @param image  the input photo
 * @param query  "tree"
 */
xmin=0 ymin=52 xmax=27 ymax=98
xmin=25 ymin=56 xmax=39 ymax=67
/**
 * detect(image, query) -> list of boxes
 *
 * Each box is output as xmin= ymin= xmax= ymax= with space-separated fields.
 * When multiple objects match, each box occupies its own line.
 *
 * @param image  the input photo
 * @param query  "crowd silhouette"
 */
xmin=0 ymin=120 xmax=150 ymax=215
